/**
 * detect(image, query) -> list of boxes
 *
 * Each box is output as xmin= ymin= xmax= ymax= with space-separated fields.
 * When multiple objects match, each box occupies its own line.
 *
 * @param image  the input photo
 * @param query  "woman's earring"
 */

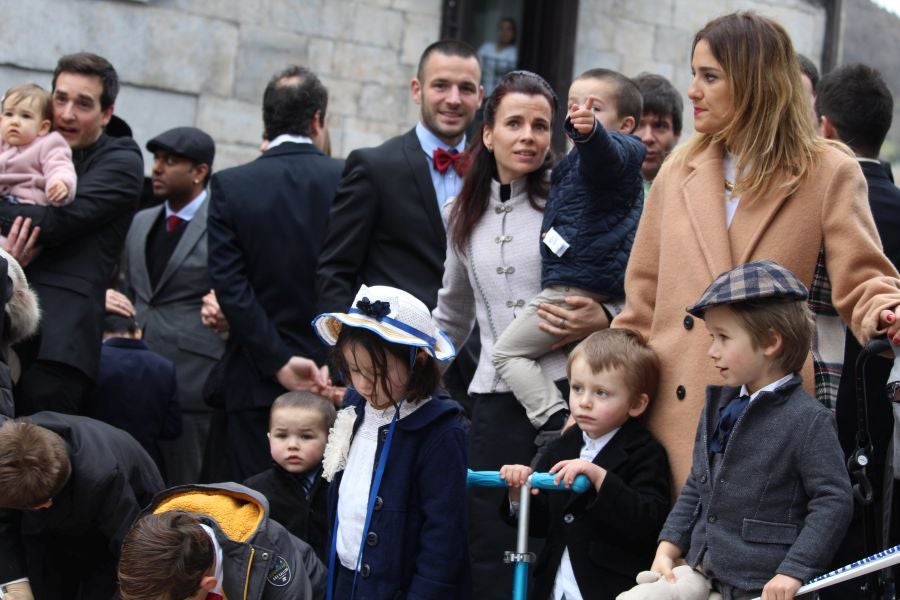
xmin=194 ymin=179 xmax=200 ymax=184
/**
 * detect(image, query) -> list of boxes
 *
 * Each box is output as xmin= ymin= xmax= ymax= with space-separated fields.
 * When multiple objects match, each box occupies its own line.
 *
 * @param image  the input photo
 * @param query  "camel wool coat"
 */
xmin=614 ymin=141 xmax=900 ymax=490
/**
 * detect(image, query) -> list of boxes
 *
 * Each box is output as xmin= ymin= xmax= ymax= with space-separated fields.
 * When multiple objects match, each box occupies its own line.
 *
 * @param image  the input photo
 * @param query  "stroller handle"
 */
xmin=467 ymin=469 xmax=591 ymax=494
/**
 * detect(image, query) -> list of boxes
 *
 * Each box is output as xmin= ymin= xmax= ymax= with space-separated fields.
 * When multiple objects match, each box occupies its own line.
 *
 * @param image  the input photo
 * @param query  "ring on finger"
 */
xmin=559 ymin=318 xmax=567 ymax=329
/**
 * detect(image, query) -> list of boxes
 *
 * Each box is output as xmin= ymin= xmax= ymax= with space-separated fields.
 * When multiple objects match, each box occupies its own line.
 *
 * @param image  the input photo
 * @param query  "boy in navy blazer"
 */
xmin=87 ymin=313 xmax=181 ymax=474
xmin=500 ymin=328 xmax=670 ymax=600
xmin=651 ymin=261 xmax=853 ymax=599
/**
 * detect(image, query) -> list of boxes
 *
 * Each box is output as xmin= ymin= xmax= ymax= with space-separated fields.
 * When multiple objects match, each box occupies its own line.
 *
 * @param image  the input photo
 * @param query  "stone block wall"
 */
xmin=574 ymin=0 xmax=827 ymax=139
xmin=0 ymin=0 xmax=826 ymax=172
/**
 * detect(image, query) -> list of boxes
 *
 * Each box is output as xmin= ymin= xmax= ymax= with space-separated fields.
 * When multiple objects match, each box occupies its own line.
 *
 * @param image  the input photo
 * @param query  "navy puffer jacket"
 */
xmin=540 ymin=119 xmax=646 ymax=298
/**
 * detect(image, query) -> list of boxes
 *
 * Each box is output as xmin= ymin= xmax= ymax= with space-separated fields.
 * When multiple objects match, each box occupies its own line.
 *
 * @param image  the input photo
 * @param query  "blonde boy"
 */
xmin=651 ymin=260 xmax=853 ymax=600
xmin=500 ymin=329 xmax=670 ymax=600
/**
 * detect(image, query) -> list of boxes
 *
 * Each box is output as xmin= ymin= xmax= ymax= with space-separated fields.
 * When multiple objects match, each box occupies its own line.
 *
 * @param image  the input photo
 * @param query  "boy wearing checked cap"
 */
xmin=646 ymin=260 xmax=853 ymax=600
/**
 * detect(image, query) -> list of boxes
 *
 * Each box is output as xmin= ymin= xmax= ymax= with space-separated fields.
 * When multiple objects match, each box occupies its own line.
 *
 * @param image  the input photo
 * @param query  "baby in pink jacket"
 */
xmin=0 ymin=83 xmax=76 ymax=205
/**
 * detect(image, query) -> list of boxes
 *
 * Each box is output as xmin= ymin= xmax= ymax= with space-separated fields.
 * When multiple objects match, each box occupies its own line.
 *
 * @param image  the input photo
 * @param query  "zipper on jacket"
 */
xmin=242 ymin=546 xmax=255 ymax=600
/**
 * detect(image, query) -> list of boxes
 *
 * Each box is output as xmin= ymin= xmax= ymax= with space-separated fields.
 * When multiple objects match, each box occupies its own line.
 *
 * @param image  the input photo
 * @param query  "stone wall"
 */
xmin=0 ymin=0 xmax=442 ymax=171
xmin=0 ymin=0 xmax=826 ymax=172
xmin=574 ymin=0 xmax=827 ymax=139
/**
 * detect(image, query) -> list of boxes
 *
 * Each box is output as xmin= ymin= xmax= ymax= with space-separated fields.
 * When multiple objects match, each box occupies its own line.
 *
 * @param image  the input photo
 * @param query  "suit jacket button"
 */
xmin=497 ymin=267 xmax=505 ymax=274
xmin=700 ymin=474 xmax=708 ymax=484
xmin=516 ymin=299 xmax=525 ymax=307
xmin=366 ymin=532 xmax=378 ymax=546
xmin=683 ymin=315 xmax=694 ymax=330
xmin=708 ymin=515 xmax=717 ymax=524
xmin=506 ymin=266 xmax=515 ymax=274
xmin=676 ymin=385 xmax=686 ymax=400
xmin=495 ymin=205 xmax=504 ymax=214
xmin=563 ymin=513 xmax=574 ymax=524
xmin=506 ymin=300 xmax=514 ymax=308
xmin=373 ymin=496 xmax=383 ymax=511
xmin=360 ymin=563 xmax=371 ymax=578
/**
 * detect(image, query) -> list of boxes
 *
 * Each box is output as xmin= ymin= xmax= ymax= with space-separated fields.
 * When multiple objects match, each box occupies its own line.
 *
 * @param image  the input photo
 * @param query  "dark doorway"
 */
xmin=442 ymin=0 xmax=579 ymax=152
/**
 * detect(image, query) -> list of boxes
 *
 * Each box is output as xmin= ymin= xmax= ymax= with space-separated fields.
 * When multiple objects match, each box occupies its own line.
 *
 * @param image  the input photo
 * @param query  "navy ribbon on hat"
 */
xmin=355 ymin=297 xmax=391 ymax=320
xmin=710 ymin=394 xmax=750 ymax=454
xmin=348 ymin=302 xmax=437 ymax=347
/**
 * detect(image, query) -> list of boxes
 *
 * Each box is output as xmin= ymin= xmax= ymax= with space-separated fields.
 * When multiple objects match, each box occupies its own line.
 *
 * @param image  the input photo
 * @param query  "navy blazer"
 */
xmin=327 ymin=390 xmax=471 ymax=599
xmin=208 ymin=142 xmax=343 ymax=410
xmin=515 ymin=419 xmax=670 ymax=600
xmin=86 ymin=337 xmax=181 ymax=467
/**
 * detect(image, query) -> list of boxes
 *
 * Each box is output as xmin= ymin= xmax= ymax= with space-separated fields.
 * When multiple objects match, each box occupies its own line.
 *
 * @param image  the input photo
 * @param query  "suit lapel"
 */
xmin=132 ymin=206 xmax=161 ymax=299
xmin=402 ymin=129 xmax=446 ymax=246
xmin=680 ymin=143 xmax=733 ymax=279
xmin=153 ymin=198 xmax=208 ymax=297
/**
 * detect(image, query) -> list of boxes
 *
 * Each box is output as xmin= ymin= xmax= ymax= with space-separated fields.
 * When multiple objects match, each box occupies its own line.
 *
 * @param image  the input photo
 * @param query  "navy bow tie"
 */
xmin=710 ymin=394 xmax=751 ymax=454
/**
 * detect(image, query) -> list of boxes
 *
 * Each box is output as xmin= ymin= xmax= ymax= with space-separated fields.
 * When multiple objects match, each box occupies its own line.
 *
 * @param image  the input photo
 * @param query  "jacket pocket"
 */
xmin=177 ymin=330 xmax=225 ymax=360
xmin=741 ymin=518 xmax=798 ymax=545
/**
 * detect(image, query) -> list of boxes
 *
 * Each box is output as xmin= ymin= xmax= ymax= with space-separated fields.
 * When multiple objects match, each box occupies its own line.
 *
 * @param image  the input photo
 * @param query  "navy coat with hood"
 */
xmin=327 ymin=389 xmax=470 ymax=599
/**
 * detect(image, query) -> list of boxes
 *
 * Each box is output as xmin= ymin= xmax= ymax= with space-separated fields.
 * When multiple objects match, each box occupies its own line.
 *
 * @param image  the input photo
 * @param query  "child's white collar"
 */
xmin=199 ymin=523 xmax=225 ymax=596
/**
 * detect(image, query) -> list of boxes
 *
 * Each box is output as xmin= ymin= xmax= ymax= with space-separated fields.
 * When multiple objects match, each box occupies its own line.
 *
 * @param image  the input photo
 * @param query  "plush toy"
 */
xmin=615 ymin=565 xmax=722 ymax=600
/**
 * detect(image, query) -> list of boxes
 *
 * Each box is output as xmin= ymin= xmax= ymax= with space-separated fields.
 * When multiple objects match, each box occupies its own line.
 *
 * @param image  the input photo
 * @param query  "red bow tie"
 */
xmin=432 ymin=148 xmax=471 ymax=176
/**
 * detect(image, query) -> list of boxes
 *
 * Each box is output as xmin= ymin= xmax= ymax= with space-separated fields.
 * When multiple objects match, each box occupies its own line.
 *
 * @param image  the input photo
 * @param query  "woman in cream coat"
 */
xmin=612 ymin=12 xmax=900 ymax=490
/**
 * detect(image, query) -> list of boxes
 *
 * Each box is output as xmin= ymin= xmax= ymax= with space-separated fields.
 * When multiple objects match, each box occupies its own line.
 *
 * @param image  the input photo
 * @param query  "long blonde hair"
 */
xmin=674 ymin=12 xmax=840 ymax=200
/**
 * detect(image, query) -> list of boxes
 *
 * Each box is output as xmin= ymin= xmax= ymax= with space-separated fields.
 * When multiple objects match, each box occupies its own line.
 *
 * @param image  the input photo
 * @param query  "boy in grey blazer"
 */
xmin=651 ymin=260 xmax=853 ymax=599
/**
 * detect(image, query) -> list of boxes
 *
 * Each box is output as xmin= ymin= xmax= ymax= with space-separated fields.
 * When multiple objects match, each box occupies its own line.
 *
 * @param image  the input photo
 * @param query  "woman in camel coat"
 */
xmin=611 ymin=12 xmax=900 ymax=490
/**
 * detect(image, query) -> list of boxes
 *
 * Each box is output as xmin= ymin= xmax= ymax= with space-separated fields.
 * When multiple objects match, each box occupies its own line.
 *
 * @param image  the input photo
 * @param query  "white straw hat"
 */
xmin=312 ymin=285 xmax=456 ymax=362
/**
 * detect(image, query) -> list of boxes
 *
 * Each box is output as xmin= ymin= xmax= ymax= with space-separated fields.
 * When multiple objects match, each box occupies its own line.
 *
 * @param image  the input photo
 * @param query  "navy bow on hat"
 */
xmin=355 ymin=297 xmax=391 ymax=321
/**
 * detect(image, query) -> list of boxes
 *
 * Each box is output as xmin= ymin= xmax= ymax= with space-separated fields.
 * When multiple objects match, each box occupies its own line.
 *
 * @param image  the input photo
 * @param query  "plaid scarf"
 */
xmin=808 ymin=243 xmax=845 ymax=409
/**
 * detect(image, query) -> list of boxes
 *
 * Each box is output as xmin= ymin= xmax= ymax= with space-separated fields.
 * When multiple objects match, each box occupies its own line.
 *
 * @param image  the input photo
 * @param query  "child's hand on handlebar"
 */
xmin=499 ymin=464 xmax=537 ymax=502
xmin=549 ymin=458 xmax=606 ymax=491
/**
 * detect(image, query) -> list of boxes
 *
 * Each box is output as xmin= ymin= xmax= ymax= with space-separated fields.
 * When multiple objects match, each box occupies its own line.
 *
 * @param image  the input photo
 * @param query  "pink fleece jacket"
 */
xmin=0 ymin=131 xmax=76 ymax=205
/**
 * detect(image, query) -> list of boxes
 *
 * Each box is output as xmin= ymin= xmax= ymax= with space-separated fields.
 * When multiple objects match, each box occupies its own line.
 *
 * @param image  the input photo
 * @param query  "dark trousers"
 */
xmin=25 ymin=532 xmax=117 ymax=600
xmin=16 ymin=359 xmax=92 ymax=416
xmin=226 ymin=407 xmax=272 ymax=481
xmin=468 ymin=391 xmax=541 ymax=600
xmin=158 ymin=410 xmax=212 ymax=486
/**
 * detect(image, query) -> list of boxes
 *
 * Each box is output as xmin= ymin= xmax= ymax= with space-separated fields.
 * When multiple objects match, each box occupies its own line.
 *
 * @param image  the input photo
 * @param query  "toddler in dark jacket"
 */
xmin=493 ymin=68 xmax=646 ymax=441
xmin=243 ymin=391 xmax=334 ymax=562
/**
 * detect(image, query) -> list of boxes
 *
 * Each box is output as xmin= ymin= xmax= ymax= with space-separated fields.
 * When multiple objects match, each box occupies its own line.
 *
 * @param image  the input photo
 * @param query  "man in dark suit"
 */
xmin=816 ymin=62 xmax=900 ymax=599
xmin=208 ymin=65 xmax=341 ymax=480
xmin=0 ymin=53 xmax=143 ymax=416
xmin=108 ymin=126 xmax=225 ymax=484
xmin=315 ymin=40 xmax=483 ymax=314
xmin=315 ymin=39 xmax=484 ymax=425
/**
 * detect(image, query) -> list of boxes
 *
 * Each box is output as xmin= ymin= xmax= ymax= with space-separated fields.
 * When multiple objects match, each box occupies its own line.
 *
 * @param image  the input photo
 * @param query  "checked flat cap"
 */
xmin=686 ymin=260 xmax=808 ymax=318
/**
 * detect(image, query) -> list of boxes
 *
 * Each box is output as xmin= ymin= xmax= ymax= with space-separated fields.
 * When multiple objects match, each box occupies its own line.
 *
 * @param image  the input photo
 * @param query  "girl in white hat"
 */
xmin=313 ymin=284 xmax=471 ymax=599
